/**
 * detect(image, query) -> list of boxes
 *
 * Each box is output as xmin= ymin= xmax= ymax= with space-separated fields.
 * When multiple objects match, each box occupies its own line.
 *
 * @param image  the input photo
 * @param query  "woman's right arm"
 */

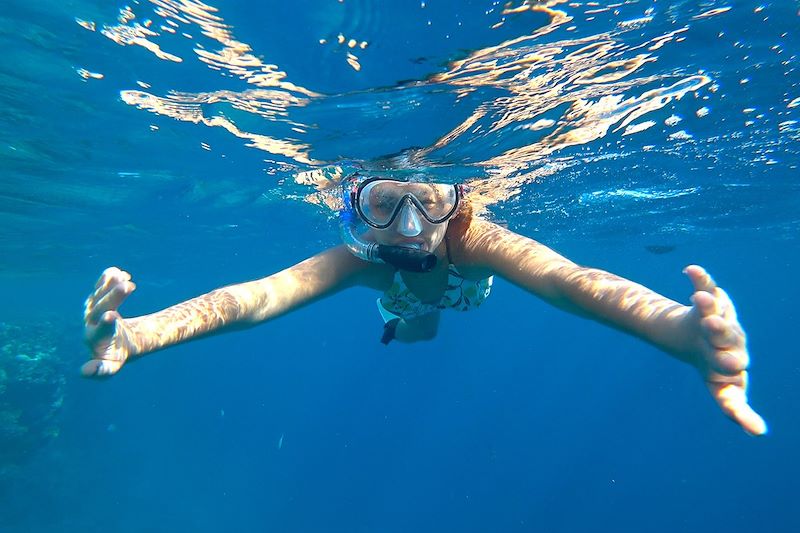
xmin=82 ymin=245 xmax=370 ymax=377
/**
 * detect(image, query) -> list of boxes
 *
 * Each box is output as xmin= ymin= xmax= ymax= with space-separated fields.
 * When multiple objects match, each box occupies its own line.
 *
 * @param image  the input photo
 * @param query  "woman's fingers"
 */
xmin=707 ymin=377 xmax=768 ymax=436
xmin=713 ymin=350 xmax=750 ymax=374
xmin=686 ymin=267 xmax=740 ymax=320
xmin=82 ymin=268 xmax=134 ymax=379
xmin=85 ymin=281 xmax=136 ymax=324
xmin=684 ymin=265 xmax=717 ymax=293
xmin=701 ymin=315 xmax=743 ymax=348
xmin=94 ymin=267 xmax=131 ymax=291
xmin=81 ymin=358 xmax=124 ymax=378
xmin=715 ymin=287 xmax=738 ymax=322
xmin=85 ymin=310 xmax=121 ymax=346
xmin=691 ymin=290 xmax=717 ymax=318
xmin=686 ymin=266 xmax=765 ymax=435
xmin=700 ymin=314 xmax=748 ymax=375
xmin=690 ymin=274 xmax=748 ymax=376
xmin=86 ymin=268 xmax=130 ymax=310
xmin=85 ymin=269 xmax=135 ymax=324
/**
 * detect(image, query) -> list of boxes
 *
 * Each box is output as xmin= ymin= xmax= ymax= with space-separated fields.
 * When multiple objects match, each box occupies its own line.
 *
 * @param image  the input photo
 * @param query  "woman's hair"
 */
xmin=447 ymin=193 xmax=474 ymax=237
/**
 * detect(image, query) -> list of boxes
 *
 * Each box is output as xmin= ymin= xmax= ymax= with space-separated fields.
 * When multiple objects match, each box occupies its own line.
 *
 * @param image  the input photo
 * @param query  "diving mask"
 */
xmin=354 ymin=177 xmax=462 ymax=229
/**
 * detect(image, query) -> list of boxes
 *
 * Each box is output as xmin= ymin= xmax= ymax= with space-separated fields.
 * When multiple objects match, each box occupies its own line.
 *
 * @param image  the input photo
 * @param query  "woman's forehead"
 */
xmin=367 ymin=181 xmax=443 ymax=195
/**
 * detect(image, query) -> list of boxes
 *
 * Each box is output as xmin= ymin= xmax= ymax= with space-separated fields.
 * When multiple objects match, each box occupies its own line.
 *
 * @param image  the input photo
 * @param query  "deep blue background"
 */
xmin=1 ymin=1 xmax=798 ymax=532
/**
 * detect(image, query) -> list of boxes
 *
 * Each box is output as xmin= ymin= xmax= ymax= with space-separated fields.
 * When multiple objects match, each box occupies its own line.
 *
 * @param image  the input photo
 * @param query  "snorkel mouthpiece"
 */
xmin=376 ymin=245 xmax=437 ymax=272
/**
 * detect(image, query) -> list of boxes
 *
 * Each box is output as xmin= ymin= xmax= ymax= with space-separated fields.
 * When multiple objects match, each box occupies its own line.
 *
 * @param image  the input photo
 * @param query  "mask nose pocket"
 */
xmin=397 ymin=199 xmax=423 ymax=237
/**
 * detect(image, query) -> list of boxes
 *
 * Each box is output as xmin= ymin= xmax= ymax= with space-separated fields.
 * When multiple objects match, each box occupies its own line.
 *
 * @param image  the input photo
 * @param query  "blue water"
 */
xmin=1 ymin=0 xmax=799 ymax=531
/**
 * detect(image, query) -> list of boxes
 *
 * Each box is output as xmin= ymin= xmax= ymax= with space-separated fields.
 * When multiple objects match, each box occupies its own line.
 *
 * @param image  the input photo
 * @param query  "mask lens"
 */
xmin=356 ymin=179 xmax=460 ymax=228
xmin=358 ymin=180 xmax=404 ymax=227
xmin=406 ymin=183 xmax=458 ymax=222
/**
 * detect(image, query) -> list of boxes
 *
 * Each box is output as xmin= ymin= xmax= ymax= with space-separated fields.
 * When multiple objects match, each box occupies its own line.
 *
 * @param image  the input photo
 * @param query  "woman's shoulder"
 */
xmin=446 ymin=219 xmax=498 ymax=280
xmin=446 ymin=216 xmax=505 ymax=252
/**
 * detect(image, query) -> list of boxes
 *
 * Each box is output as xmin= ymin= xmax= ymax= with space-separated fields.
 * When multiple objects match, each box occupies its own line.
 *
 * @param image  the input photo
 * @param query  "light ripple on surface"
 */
xmin=0 ymin=0 xmax=797 ymax=274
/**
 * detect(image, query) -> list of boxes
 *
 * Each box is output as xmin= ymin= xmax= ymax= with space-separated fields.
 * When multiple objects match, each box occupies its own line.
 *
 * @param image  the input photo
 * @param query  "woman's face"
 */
xmin=370 ymin=199 xmax=449 ymax=254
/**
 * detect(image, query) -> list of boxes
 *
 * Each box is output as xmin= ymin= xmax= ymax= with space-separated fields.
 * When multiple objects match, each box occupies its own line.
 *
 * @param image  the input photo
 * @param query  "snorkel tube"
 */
xmin=339 ymin=186 xmax=437 ymax=273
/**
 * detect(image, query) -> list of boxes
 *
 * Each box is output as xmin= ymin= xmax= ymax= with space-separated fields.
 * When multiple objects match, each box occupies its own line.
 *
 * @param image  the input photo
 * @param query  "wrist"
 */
xmin=662 ymin=305 xmax=702 ymax=364
xmin=122 ymin=317 xmax=149 ymax=357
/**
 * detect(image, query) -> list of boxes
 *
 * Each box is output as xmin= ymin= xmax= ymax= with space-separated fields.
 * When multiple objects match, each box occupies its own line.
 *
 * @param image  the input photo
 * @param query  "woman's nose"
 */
xmin=397 ymin=199 xmax=423 ymax=237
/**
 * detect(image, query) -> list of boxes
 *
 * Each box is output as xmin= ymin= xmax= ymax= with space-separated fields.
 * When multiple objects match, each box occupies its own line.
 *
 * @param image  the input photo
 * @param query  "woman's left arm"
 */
xmin=462 ymin=219 xmax=767 ymax=435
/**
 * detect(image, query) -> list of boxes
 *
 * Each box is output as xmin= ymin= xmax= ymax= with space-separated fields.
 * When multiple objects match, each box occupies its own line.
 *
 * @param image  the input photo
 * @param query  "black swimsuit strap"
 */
xmin=444 ymin=235 xmax=454 ymax=265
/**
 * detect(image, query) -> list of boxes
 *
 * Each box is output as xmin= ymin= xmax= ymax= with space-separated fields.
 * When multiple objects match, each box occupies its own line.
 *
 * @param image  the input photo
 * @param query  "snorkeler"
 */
xmin=82 ymin=174 xmax=768 ymax=436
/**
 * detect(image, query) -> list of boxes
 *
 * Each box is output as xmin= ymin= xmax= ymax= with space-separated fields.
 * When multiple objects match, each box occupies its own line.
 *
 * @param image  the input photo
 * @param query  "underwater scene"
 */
xmin=1 ymin=0 xmax=799 ymax=531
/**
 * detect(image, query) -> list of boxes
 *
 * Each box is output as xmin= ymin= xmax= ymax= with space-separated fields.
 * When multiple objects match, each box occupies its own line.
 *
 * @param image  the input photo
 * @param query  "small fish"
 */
xmin=278 ymin=433 xmax=284 ymax=450
xmin=645 ymin=244 xmax=676 ymax=255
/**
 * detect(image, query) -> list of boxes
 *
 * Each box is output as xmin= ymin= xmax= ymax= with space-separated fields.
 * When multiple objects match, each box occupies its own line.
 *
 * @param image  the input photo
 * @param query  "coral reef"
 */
xmin=0 ymin=321 xmax=68 ymax=473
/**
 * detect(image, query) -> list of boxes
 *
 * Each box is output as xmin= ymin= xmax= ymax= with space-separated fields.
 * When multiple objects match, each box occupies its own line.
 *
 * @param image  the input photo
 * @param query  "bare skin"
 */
xmin=83 ymin=209 xmax=767 ymax=436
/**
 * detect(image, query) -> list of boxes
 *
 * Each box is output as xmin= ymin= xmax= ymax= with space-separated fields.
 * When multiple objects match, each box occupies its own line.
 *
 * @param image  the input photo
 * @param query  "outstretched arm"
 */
xmin=462 ymin=219 xmax=766 ymax=435
xmin=83 ymin=245 xmax=368 ymax=377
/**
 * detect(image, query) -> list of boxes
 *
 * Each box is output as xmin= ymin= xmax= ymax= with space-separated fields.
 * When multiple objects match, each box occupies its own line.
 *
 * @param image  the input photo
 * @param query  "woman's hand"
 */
xmin=682 ymin=265 xmax=767 ymax=436
xmin=82 ymin=267 xmax=137 ymax=377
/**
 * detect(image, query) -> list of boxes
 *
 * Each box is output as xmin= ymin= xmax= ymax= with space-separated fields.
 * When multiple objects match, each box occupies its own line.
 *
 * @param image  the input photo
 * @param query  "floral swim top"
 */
xmin=378 ymin=263 xmax=494 ymax=322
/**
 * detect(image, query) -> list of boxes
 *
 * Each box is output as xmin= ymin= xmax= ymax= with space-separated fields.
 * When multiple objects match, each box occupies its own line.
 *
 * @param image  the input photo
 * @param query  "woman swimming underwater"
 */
xmin=82 ymin=173 xmax=767 ymax=436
